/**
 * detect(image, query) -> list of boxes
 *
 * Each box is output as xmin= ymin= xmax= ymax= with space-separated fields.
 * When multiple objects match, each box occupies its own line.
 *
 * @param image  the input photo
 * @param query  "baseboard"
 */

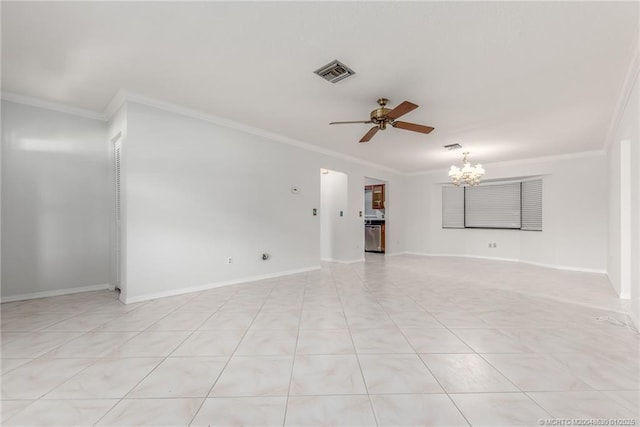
xmin=404 ymin=252 xmax=520 ymax=263
xmin=522 ymin=260 xmax=607 ymax=274
xmin=384 ymin=252 xmax=404 ymax=257
xmin=123 ymin=266 xmax=321 ymax=304
xmin=322 ymin=258 xmax=365 ymax=264
xmin=0 ymin=283 xmax=111 ymax=303
xmin=403 ymin=252 xmax=607 ymax=274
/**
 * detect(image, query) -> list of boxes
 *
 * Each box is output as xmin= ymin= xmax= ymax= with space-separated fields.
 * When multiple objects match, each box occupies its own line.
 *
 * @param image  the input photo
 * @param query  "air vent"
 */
xmin=444 ymin=143 xmax=462 ymax=150
xmin=314 ymin=60 xmax=355 ymax=83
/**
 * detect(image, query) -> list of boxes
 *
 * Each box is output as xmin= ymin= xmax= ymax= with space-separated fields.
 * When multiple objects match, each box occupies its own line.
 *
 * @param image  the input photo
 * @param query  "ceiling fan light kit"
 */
xmin=449 ymin=152 xmax=485 ymax=186
xmin=330 ymin=98 xmax=434 ymax=143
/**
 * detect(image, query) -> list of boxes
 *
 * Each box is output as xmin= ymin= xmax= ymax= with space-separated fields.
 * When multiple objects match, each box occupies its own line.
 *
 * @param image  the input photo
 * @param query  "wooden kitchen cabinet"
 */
xmin=365 ymin=184 xmax=385 ymax=210
xmin=372 ymin=184 xmax=384 ymax=209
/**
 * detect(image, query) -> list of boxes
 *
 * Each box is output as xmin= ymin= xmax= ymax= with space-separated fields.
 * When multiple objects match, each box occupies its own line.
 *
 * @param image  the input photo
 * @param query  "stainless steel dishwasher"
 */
xmin=365 ymin=224 xmax=382 ymax=252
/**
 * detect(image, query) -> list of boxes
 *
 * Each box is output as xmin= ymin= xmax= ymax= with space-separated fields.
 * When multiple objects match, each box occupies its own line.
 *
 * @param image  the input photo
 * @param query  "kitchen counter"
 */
xmin=364 ymin=219 xmax=385 ymax=225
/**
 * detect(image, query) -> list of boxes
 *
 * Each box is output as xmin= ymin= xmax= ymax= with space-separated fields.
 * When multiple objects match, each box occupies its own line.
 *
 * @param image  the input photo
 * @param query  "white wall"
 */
xmin=607 ymin=139 xmax=630 ymax=299
xmin=404 ymin=153 xmax=608 ymax=273
xmin=1 ymin=100 xmax=111 ymax=300
xmin=607 ymin=138 xmax=623 ymax=296
xmin=120 ymin=101 xmax=406 ymax=302
xmin=320 ymin=170 xmax=351 ymax=262
xmin=607 ymin=64 xmax=639 ymax=326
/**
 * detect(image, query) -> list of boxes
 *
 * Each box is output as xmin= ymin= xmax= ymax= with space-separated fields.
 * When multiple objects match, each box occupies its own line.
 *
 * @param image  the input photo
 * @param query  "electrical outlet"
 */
xmin=227 ymin=257 xmax=233 ymax=264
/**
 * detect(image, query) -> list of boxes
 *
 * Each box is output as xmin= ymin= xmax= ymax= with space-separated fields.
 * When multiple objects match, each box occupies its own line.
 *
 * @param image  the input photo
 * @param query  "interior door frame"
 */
xmin=110 ymin=132 xmax=122 ymax=292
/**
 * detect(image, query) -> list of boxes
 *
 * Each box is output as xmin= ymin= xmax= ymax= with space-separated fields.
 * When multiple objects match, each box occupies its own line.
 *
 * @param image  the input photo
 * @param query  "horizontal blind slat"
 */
xmin=521 ymin=179 xmax=542 ymax=231
xmin=442 ymin=186 xmax=464 ymax=228
xmin=465 ymin=182 xmax=521 ymax=228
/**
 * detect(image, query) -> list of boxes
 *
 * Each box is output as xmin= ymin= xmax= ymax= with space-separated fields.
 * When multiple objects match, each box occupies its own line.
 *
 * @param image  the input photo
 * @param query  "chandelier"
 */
xmin=448 ymin=152 xmax=485 ymax=186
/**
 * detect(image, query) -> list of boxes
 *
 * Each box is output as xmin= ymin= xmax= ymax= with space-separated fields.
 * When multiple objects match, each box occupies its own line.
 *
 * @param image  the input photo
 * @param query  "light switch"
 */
xmin=313 ymin=208 xmax=317 ymax=216
xmin=340 ymin=211 xmax=343 ymax=217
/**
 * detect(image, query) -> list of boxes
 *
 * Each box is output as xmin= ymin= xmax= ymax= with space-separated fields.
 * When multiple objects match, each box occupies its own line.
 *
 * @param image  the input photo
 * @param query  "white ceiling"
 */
xmin=2 ymin=1 xmax=638 ymax=173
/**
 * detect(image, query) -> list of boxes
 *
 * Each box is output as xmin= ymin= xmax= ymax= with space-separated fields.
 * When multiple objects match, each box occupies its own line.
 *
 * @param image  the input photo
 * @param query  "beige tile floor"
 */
xmin=1 ymin=255 xmax=639 ymax=426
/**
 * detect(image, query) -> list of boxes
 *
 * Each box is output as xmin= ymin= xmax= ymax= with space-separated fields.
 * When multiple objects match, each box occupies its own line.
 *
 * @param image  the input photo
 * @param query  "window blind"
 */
xmin=442 ymin=186 xmax=464 ymax=228
xmin=464 ymin=182 xmax=521 ymax=229
xmin=521 ymin=179 xmax=542 ymax=231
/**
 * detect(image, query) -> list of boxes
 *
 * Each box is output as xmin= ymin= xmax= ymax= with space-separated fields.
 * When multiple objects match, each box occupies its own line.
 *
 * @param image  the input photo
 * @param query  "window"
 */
xmin=442 ymin=186 xmax=464 ymax=228
xmin=442 ymin=178 xmax=542 ymax=231
xmin=465 ymin=182 xmax=521 ymax=229
xmin=521 ymin=179 xmax=543 ymax=231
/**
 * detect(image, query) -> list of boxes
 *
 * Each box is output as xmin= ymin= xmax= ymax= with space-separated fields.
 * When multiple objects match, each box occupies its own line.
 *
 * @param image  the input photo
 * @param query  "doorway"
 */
xmin=364 ymin=177 xmax=387 ymax=254
xmin=111 ymin=133 xmax=122 ymax=294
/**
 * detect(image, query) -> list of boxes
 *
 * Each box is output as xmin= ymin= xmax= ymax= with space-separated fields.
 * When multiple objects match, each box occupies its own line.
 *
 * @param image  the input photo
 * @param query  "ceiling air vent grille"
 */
xmin=444 ymin=143 xmax=463 ymax=150
xmin=314 ymin=60 xmax=355 ymax=83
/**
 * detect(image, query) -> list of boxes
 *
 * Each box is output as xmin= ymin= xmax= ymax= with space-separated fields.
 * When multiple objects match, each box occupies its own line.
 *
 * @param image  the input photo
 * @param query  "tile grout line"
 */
xmin=185 ymin=285 xmax=276 ymax=426
xmin=0 ymin=291 xmax=127 ymax=424
xmin=3 ymin=302 xmax=186 ymax=423
xmin=92 ymin=292 xmax=236 ymax=426
xmin=377 ymin=277 xmax=472 ymax=426
xmin=333 ymin=266 xmax=381 ymax=427
xmin=3 ymin=259 xmax=638 ymax=425
xmin=281 ymin=272 xmax=308 ymax=427
xmin=395 ymin=281 xmax=558 ymax=420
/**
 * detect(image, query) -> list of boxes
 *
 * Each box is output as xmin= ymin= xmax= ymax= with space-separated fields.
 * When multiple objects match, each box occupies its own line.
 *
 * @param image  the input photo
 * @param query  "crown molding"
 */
xmin=604 ymin=39 xmax=640 ymax=151
xmin=2 ymin=88 xmax=617 ymax=178
xmin=3 ymin=88 xmax=403 ymax=175
xmin=407 ymin=149 xmax=606 ymax=177
xmin=106 ymin=90 xmax=405 ymax=175
xmin=0 ymin=91 xmax=107 ymax=121
xmin=103 ymin=89 xmax=127 ymax=120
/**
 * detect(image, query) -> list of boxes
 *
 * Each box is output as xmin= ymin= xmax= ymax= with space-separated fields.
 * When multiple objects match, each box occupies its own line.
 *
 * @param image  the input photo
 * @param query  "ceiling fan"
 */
xmin=330 ymin=98 xmax=435 ymax=143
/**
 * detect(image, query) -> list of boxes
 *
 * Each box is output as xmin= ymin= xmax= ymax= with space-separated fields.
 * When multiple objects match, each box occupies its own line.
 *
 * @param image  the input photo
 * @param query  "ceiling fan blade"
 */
xmin=392 ymin=121 xmax=435 ymax=134
xmin=386 ymin=101 xmax=418 ymax=120
xmin=329 ymin=120 xmax=373 ymax=125
xmin=359 ymin=126 xmax=379 ymax=143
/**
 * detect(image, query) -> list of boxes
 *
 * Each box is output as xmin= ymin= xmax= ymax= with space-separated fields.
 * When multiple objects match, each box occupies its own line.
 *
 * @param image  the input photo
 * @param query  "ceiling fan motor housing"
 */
xmin=371 ymin=97 xmax=391 ymax=128
xmin=370 ymin=107 xmax=391 ymax=124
